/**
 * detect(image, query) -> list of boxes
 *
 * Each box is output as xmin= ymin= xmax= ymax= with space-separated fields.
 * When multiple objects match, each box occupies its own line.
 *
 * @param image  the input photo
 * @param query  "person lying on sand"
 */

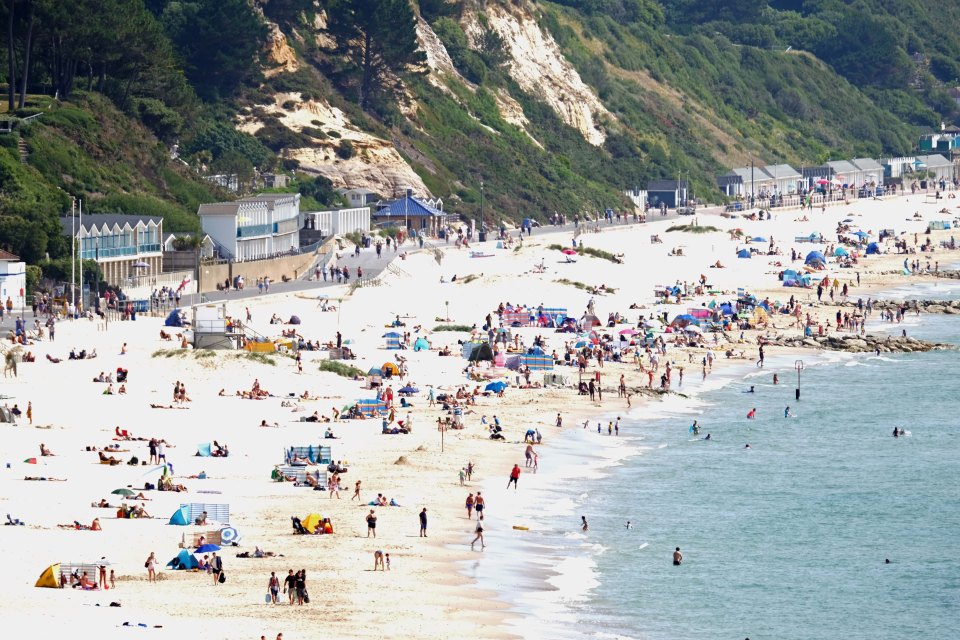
xmin=25 ymin=476 xmax=65 ymax=481
xmin=259 ymin=419 xmax=279 ymax=428
xmin=150 ymin=404 xmax=188 ymax=409
xmin=98 ymin=451 xmax=121 ymax=465
xmin=59 ymin=518 xmax=101 ymax=530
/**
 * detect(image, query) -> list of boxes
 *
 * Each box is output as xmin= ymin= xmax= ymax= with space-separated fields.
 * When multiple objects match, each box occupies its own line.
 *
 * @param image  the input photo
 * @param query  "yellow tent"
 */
xmin=302 ymin=513 xmax=323 ymax=534
xmin=381 ymin=362 xmax=400 ymax=376
xmin=36 ymin=563 xmax=60 ymax=588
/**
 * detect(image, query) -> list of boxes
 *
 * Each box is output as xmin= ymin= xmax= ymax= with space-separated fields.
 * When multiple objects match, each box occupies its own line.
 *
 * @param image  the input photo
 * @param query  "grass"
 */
xmin=555 ymin=278 xmax=617 ymax=293
xmin=433 ymin=324 xmax=472 ymax=332
xmin=235 ymin=352 xmax=278 ymax=366
xmin=666 ymin=224 xmax=721 ymax=233
xmin=318 ymin=360 xmax=365 ymax=378
xmin=548 ymin=244 xmax=620 ymax=263
xmin=459 ymin=274 xmax=479 ymax=284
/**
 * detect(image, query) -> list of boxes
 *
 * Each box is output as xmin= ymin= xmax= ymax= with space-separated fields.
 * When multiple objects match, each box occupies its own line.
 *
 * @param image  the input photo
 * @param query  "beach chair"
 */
xmin=181 ymin=503 xmax=229 ymax=525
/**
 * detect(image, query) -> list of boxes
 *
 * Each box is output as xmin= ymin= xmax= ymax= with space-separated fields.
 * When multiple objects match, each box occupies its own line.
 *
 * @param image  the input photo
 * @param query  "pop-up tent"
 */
xmin=164 ymin=309 xmax=185 ymax=327
xmin=196 ymin=443 xmax=212 ymax=457
xmin=381 ymin=362 xmax=400 ymax=377
xmin=35 ymin=563 xmax=60 ymax=588
xmin=834 ymin=247 xmax=849 ymax=257
xmin=288 ymin=315 xmax=301 ymax=325
xmin=866 ymin=242 xmax=880 ymax=255
xmin=467 ymin=342 xmax=494 ymax=362
xmin=413 ymin=337 xmax=430 ymax=352
xmin=166 ymin=549 xmax=199 ymax=570
xmin=302 ymin=513 xmax=323 ymax=534
xmin=805 ymin=251 xmax=827 ymax=268
xmin=737 ymin=249 xmax=751 ymax=259
xmin=168 ymin=505 xmax=190 ymax=526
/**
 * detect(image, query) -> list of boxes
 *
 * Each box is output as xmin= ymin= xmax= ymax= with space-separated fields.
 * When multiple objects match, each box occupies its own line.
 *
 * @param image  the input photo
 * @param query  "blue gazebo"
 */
xmin=373 ymin=189 xmax=447 ymax=232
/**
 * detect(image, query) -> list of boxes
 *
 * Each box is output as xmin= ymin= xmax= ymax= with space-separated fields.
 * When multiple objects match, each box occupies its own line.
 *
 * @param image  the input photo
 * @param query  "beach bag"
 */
xmin=264 ymin=593 xmax=271 ymax=604
xmin=302 ymin=590 xmax=310 ymax=604
xmin=218 ymin=572 xmax=226 ymax=584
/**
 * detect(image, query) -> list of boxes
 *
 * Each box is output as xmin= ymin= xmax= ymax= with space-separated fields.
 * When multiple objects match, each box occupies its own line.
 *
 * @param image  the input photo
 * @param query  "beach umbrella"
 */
xmin=23 ymin=457 xmax=36 ymax=464
xmin=751 ymin=236 xmax=767 ymax=242
xmin=133 ymin=261 xmax=151 ymax=269
xmin=574 ymin=340 xmax=588 ymax=348
xmin=619 ymin=328 xmax=637 ymax=336
xmin=852 ymin=231 xmax=870 ymax=239
xmin=343 ymin=339 xmax=353 ymax=345
xmin=219 ymin=527 xmax=239 ymax=545
xmin=561 ymin=248 xmax=577 ymax=255
xmin=816 ymin=179 xmax=830 ymax=185
xmin=111 ymin=488 xmax=136 ymax=496
xmin=737 ymin=249 xmax=752 ymax=259
xmin=398 ymin=386 xmax=418 ymax=394
xmin=485 ymin=381 xmax=507 ymax=392
xmin=843 ymin=218 xmax=854 ymax=222
xmin=194 ymin=544 xmax=221 ymax=554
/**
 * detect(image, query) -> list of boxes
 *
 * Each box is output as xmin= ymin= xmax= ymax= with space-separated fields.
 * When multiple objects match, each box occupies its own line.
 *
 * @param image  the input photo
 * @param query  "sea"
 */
xmin=465 ymin=291 xmax=960 ymax=639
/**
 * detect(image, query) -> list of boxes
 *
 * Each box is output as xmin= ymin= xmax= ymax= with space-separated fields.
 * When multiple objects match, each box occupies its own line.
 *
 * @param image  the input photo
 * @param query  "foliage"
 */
xmin=318 ymin=360 xmax=365 ymax=378
xmin=666 ymin=224 xmax=721 ymax=233
xmin=433 ymin=324 xmax=472 ymax=332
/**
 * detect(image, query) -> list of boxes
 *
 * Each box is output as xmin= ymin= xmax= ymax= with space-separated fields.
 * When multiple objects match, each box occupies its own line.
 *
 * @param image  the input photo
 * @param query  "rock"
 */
xmin=394 ymin=456 xmax=409 ymax=465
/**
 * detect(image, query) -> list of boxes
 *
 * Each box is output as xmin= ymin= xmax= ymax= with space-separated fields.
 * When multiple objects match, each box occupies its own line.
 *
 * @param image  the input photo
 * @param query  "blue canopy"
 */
xmin=834 ymin=247 xmax=849 ymax=257
xmin=382 ymin=332 xmax=401 ymax=338
xmin=194 ymin=543 xmax=221 ymax=553
xmin=805 ymin=251 xmax=826 ymax=265
xmin=398 ymin=385 xmax=418 ymax=394
xmin=485 ymin=381 xmax=507 ymax=392
xmin=751 ymin=236 xmax=767 ymax=242
xmin=167 ymin=549 xmax=199 ymax=570
xmin=866 ymin=242 xmax=880 ymax=254
xmin=164 ymin=309 xmax=184 ymax=327
xmin=852 ymin=231 xmax=870 ymax=238
xmin=367 ymin=367 xmax=383 ymax=376
xmin=737 ymin=249 xmax=751 ymax=259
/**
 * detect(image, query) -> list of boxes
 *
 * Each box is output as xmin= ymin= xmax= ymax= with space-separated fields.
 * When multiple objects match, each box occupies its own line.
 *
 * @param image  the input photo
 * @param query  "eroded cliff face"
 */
xmin=463 ymin=2 xmax=611 ymax=146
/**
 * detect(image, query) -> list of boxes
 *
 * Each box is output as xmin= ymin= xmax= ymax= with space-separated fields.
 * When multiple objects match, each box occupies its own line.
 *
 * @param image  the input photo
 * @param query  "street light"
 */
xmin=479 ymin=180 xmax=484 ymax=238
xmin=795 ymin=359 xmax=804 ymax=400
xmin=445 ymin=300 xmax=450 ymax=322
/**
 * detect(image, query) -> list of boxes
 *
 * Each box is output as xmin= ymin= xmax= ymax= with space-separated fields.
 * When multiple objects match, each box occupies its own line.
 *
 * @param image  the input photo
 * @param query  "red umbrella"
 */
xmin=561 ymin=248 xmax=577 ymax=255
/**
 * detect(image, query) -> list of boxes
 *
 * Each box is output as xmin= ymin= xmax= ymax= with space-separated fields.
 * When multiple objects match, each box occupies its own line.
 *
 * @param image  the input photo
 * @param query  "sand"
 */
xmin=1 ymin=191 xmax=958 ymax=639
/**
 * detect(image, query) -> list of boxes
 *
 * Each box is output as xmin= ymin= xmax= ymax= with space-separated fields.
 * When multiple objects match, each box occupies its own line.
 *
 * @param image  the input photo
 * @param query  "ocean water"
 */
xmin=475 ymin=316 xmax=960 ymax=639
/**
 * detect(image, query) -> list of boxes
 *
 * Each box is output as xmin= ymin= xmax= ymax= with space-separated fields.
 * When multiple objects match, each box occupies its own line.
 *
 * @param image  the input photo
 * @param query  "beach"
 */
xmin=2 ymin=191 xmax=959 ymax=639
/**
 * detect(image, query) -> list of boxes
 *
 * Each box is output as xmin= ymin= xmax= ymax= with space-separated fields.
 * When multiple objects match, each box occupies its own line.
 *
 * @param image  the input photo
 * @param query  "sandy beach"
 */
xmin=2 ymin=191 xmax=959 ymax=639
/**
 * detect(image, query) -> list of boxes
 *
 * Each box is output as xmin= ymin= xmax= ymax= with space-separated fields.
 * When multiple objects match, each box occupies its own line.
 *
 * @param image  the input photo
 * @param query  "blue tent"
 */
xmin=413 ymin=337 xmax=430 ymax=352
xmin=196 ymin=443 xmax=212 ymax=457
xmin=167 ymin=549 xmax=199 ymax=570
xmin=168 ymin=506 xmax=190 ymax=526
xmin=805 ymin=251 xmax=826 ymax=266
xmin=367 ymin=367 xmax=383 ymax=377
xmin=164 ymin=309 xmax=184 ymax=327
xmin=527 ymin=346 xmax=545 ymax=355
xmin=737 ymin=249 xmax=751 ymax=259
xmin=866 ymin=242 xmax=880 ymax=255
xmin=834 ymin=247 xmax=849 ymax=257
xmin=852 ymin=231 xmax=870 ymax=239
xmin=485 ymin=381 xmax=507 ymax=392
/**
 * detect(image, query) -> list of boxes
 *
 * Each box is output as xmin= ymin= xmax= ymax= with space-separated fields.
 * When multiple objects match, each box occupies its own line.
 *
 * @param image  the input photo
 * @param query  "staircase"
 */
xmin=17 ymin=138 xmax=27 ymax=163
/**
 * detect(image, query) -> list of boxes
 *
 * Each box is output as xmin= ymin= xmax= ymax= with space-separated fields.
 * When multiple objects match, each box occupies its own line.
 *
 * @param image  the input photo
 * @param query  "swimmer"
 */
xmin=885 ymin=558 xmax=891 ymax=564
xmin=747 ymin=408 xmax=756 ymax=419
xmin=673 ymin=547 xmax=682 ymax=566
xmin=784 ymin=406 xmax=792 ymax=418
xmin=773 ymin=373 xmax=779 ymax=385
xmin=745 ymin=385 xmax=755 ymax=393
xmin=690 ymin=420 xmax=700 ymax=434
xmin=892 ymin=427 xmax=900 ymax=438
xmin=704 ymin=433 xmax=711 ymax=440
xmin=745 ymin=444 xmax=751 ymax=449
xmin=581 ymin=516 xmax=588 ymax=531
xmin=625 ymin=521 xmax=632 ymax=529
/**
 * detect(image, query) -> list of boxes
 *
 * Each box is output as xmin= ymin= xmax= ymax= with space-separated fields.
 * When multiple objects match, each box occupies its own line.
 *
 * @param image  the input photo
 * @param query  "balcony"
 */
xmin=237 ymin=223 xmax=272 ymax=238
xmin=138 ymin=243 xmax=161 ymax=254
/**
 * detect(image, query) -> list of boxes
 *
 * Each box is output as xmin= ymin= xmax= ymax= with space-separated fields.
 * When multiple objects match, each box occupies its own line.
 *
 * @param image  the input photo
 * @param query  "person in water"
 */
xmin=893 ymin=427 xmax=899 ymax=437
xmin=746 ymin=386 xmax=755 ymax=393
xmin=747 ymin=408 xmax=756 ymax=419
xmin=673 ymin=547 xmax=683 ymax=565
xmin=704 ymin=433 xmax=711 ymax=440
xmin=784 ymin=406 xmax=792 ymax=418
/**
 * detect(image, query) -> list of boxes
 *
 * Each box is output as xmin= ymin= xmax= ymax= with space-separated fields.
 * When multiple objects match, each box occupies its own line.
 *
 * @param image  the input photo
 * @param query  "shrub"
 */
xmin=318 ymin=360 xmax=365 ymax=378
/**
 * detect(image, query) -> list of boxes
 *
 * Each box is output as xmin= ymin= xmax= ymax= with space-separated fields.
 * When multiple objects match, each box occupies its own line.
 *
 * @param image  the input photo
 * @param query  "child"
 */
xmin=109 ymin=569 xmax=116 ymax=589
xmin=385 ymin=553 xmax=391 ymax=571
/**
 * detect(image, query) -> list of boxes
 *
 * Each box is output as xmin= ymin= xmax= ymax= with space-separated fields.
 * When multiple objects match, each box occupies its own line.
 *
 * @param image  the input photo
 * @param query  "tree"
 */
xmin=6 ymin=0 xmax=15 ymax=110
xmin=325 ymin=0 xmax=426 ymax=111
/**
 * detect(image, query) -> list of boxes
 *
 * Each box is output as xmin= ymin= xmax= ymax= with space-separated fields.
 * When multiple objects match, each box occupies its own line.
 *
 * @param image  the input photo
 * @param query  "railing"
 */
xmin=237 ymin=223 xmax=272 ymax=238
xmin=137 ymin=243 xmax=161 ymax=253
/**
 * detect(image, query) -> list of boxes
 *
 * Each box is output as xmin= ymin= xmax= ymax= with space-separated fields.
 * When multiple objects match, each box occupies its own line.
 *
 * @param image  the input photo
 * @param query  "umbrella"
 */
xmin=132 ymin=261 xmax=151 ymax=269
xmin=843 ymin=218 xmax=854 ymax=222
xmin=485 ymin=381 xmax=507 ymax=392
xmin=619 ymin=329 xmax=637 ymax=336
xmin=111 ymin=488 xmax=136 ymax=496
xmin=219 ymin=526 xmax=239 ymax=545
xmin=852 ymin=231 xmax=870 ymax=238
xmin=751 ymin=236 xmax=767 ymax=242
xmin=574 ymin=341 xmax=588 ymax=348
xmin=561 ymin=248 xmax=577 ymax=255
xmin=398 ymin=385 xmax=419 ymax=394
xmin=816 ymin=179 xmax=830 ymax=185
xmin=23 ymin=457 xmax=37 ymax=464
xmin=194 ymin=544 xmax=221 ymax=554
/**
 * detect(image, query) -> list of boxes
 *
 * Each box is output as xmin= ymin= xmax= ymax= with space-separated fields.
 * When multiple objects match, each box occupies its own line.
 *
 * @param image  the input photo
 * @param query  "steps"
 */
xmin=17 ymin=138 xmax=27 ymax=163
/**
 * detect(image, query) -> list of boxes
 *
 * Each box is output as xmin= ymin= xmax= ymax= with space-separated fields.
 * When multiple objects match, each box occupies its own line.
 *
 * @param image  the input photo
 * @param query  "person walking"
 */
xmin=268 ymin=571 xmax=280 ymax=604
xmin=211 ymin=552 xmax=222 ymax=585
xmin=284 ymin=569 xmax=296 ymax=604
xmin=471 ymin=519 xmax=485 ymax=550
xmin=507 ymin=464 xmax=521 ymax=490
xmin=474 ymin=492 xmax=485 ymax=519
xmin=352 ymin=479 xmax=362 ymax=501
xmin=465 ymin=493 xmax=475 ymax=519
xmin=419 ymin=508 xmax=428 ymax=537
xmin=26 ymin=401 xmax=32 ymax=425
xmin=366 ymin=510 xmax=377 ymax=538
xmin=145 ymin=552 xmax=156 ymax=582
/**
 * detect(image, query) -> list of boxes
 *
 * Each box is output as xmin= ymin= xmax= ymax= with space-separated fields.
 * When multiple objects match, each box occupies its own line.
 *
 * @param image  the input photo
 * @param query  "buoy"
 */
xmin=512 ymin=525 xmax=529 ymax=531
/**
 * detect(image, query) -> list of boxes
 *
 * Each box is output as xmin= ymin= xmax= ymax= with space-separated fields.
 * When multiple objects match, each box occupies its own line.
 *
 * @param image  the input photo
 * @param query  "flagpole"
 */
xmin=71 ymin=198 xmax=76 ymax=312
xmin=78 ymin=199 xmax=83 ymax=314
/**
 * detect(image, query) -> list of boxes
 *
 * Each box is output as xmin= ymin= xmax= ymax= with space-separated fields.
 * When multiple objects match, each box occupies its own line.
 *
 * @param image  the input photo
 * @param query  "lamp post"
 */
xmin=445 ymin=300 xmax=450 ymax=322
xmin=479 ymin=180 xmax=484 ymax=238
xmin=795 ymin=359 xmax=804 ymax=400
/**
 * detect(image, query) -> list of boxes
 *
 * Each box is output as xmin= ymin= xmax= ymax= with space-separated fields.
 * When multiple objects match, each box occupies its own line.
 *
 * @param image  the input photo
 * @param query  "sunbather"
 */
xmin=39 ymin=443 xmax=54 ymax=456
xmin=25 ymin=476 xmax=65 ymax=481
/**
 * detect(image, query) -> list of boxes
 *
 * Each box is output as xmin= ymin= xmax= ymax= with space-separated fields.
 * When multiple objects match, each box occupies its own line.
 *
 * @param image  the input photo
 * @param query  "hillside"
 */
xmin=1 ymin=0 xmax=958 ymax=264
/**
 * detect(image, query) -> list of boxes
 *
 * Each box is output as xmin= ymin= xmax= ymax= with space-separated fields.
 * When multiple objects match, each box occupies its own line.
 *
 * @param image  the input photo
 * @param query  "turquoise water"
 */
xmin=478 ymin=317 xmax=960 ymax=639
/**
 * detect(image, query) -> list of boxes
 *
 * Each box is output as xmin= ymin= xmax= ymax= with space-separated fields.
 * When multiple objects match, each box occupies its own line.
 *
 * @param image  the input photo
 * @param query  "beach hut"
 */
xmin=866 ymin=242 xmax=880 ymax=255
xmin=166 ymin=549 xmax=199 ymax=570
xmin=168 ymin=506 xmax=190 ymax=526
xmin=737 ymin=249 xmax=751 ymax=259
xmin=35 ymin=563 xmax=60 ymax=588
xmin=382 ymin=332 xmax=402 ymax=350
xmin=804 ymin=251 xmax=827 ymax=268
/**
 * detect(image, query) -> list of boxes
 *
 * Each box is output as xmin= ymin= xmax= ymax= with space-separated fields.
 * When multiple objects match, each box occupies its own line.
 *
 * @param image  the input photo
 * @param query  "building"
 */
xmin=60 ymin=214 xmax=163 ymax=287
xmin=717 ymin=166 xmax=774 ymax=198
xmin=0 ymin=249 xmax=25 ymax=309
xmin=162 ymin=232 xmax=215 ymax=259
xmin=883 ymin=154 xmax=955 ymax=182
xmin=261 ymin=173 xmax=289 ymax=189
xmin=373 ymin=190 xmax=447 ymax=233
xmin=914 ymin=154 xmax=955 ymax=182
xmin=821 ymin=160 xmax=861 ymax=187
xmin=623 ymin=187 xmax=648 ymax=208
xmin=199 ymin=193 xmax=301 ymax=262
xmin=645 ymin=180 xmax=689 ymax=208
xmin=761 ymin=164 xmax=802 ymax=194
xmin=303 ymin=206 xmax=371 ymax=238
xmin=850 ymin=158 xmax=884 ymax=186
xmin=205 ymin=174 xmax=240 ymax=192
xmin=341 ymin=188 xmax=380 ymax=208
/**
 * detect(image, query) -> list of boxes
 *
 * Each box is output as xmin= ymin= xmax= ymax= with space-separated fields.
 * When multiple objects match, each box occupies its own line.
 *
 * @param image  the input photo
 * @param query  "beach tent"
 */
xmin=493 ymin=352 xmax=506 ymax=367
xmin=834 ymin=247 xmax=849 ymax=257
xmin=168 ymin=506 xmax=190 ymax=526
xmin=381 ymin=362 xmax=400 ymax=377
xmin=804 ymin=251 xmax=827 ymax=267
xmin=520 ymin=354 xmax=554 ymax=371
xmin=288 ymin=315 xmax=301 ymax=325
xmin=302 ymin=513 xmax=323 ymax=534
xmin=866 ymin=242 xmax=880 ymax=255
xmin=671 ymin=314 xmax=698 ymax=328
xmin=382 ymin=332 xmax=402 ymax=350
xmin=737 ymin=249 xmax=751 ymax=259
xmin=467 ymin=343 xmax=494 ymax=362
xmin=196 ymin=443 xmax=212 ymax=457
xmin=167 ymin=549 xmax=199 ymax=570
xmin=35 ymin=563 xmax=60 ymax=588
xmin=581 ymin=314 xmax=602 ymax=328
xmin=852 ymin=231 xmax=870 ymax=239
xmin=413 ymin=337 xmax=430 ymax=352
xmin=164 ymin=309 xmax=184 ymax=327
xmin=485 ymin=381 xmax=507 ymax=393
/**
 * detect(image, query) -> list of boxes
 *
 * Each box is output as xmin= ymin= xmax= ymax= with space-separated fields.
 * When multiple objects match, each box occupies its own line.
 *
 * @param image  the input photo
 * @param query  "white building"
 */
xmin=60 ymin=214 xmax=164 ymax=287
xmin=198 ymin=193 xmax=301 ymax=262
xmin=0 ymin=249 xmax=26 ymax=309
xmin=304 ymin=206 xmax=371 ymax=237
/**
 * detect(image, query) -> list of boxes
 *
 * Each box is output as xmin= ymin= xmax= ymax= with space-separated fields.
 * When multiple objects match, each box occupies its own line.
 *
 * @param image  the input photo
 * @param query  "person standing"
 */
xmin=366 ymin=510 xmax=377 ymax=538
xmin=295 ymin=569 xmax=306 ymax=605
xmin=284 ymin=569 xmax=296 ymax=604
xmin=459 ymin=468 xmax=466 ymax=486
xmin=26 ymin=401 xmax=32 ymax=425
xmin=145 ymin=552 xmax=157 ymax=582
xmin=507 ymin=464 xmax=521 ymax=490
xmin=419 ymin=508 xmax=428 ymax=537
xmin=474 ymin=492 xmax=485 ymax=520
xmin=465 ymin=493 xmax=475 ymax=519
xmin=211 ymin=552 xmax=222 ymax=585
xmin=352 ymin=479 xmax=362 ymax=501
xmin=673 ymin=547 xmax=683 ymax=566
xmin=268 ymin=571 xmax=280 ymax=604
xmin=581 ymin=516 xmax=589 ymax=531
